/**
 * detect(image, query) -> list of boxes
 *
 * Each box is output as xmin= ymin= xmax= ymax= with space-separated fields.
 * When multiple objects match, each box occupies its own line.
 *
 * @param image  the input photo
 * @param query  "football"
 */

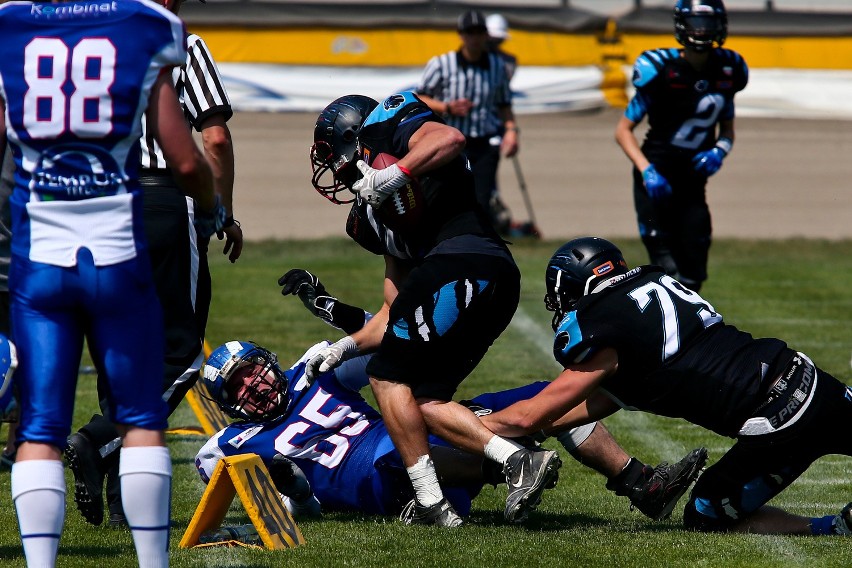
xmin=370 ymin=153 xmax=425 ymax=232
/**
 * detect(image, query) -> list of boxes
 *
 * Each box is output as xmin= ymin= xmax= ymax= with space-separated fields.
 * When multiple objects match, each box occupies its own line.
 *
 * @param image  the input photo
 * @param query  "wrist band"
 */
xmin=715 ymin=137 xmax=733 ymax=155
xmin=222 ymin=216 xmax=239 ymax=229
xmin=397 ymin=164 xmax=412 ymax=178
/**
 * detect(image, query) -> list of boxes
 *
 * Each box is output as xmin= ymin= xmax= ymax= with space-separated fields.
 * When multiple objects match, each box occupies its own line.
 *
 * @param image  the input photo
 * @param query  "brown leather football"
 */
xmin=370 ymin=153 xmax=425 ymax=232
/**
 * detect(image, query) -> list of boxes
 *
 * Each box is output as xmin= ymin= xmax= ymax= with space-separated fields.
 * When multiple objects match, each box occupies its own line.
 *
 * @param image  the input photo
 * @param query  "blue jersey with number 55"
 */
xmin=0 ymin=0 xmax=185 ymax=266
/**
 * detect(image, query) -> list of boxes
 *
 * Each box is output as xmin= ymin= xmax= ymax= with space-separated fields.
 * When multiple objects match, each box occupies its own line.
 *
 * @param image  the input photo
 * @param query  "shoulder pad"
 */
xmin=553 ymin=312 xmax=591 ymax=366
xmin=714 ymin=48 xmax=749 ymax=90
xmin=632 ymin=48 xmax=679 ymax=88
xmin=364 ymin=91 xmax=423 ymax=128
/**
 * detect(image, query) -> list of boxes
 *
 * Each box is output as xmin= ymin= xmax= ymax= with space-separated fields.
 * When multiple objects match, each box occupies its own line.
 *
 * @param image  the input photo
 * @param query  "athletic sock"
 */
xmin=483 ymin=435 xmax=524 ymax=466
xmin=605 ymin=457 xmax=649 ymax=496
xmin=119 ymin=446 xmax=172 ymax=568
xmin=12 ymin=459 xmax=66 ymax=567
xmin=406 ymin=455 xmax=443 ymax=507
xmin=810 ymin=514 xmax=837 ymax=536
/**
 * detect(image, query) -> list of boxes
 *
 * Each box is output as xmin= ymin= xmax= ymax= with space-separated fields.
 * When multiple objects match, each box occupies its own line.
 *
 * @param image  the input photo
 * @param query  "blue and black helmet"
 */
xmin=674 ymin=0 xmax=728 ymax=52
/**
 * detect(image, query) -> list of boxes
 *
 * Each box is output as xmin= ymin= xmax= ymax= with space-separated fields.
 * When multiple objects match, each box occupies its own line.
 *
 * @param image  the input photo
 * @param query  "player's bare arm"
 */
xmin=348 ymin=255 xmax=407 ymax=353
xmin=200 ymin=113 xmax=242 ymax=261
xmin=401 ymin=121 xmax=465 ymax=176
xmin=545 ymin=391 xmax=620 ymax=433
xmin=498 ymin=105 xmax=519 ymax=157
xmin=614 ymin=115 xmax=650 ymax=172
xmin=717 ymin=118 xmax=735 ymax=146
xmin=481 ymin=347 xmax=618 ymax=437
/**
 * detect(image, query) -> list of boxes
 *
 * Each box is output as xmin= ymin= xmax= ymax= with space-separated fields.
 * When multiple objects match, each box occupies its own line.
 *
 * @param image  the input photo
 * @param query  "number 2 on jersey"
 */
xmin=23 ymin=37 xmax=115 ymax=139
xmin=671 ymin=93 xmax=724 ymax=150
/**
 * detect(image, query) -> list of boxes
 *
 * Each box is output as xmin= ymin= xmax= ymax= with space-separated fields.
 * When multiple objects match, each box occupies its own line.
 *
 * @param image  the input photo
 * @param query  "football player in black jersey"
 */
xmin=307 ymin=92 xmax=560 ymax=527
xmin=615 ymin=0 xmax=748 ymax=292
xmin=482 ymin=237 xmax=852 ymax=536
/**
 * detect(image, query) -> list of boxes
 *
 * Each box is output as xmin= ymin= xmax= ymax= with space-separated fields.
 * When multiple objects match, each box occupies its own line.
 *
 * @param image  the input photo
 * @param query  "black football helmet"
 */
xmin=674 ymin=0 xmax=727 ymax=52
xmin=310 ymin=94 xmax=379 ymax=204
xmin=544 ymin=237 xmax=628 ymax=330
xmin=203 ymin=341 xmax=292 ymax=421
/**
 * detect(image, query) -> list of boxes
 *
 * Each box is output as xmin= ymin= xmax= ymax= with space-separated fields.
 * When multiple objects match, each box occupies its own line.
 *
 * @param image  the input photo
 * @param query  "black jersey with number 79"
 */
xmin=553 ymin=266 xmax=792 ymax=437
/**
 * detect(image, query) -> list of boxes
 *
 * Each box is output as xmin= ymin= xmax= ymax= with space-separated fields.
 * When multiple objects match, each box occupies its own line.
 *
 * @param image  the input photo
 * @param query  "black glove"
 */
xmin=269 ymin=453 xmax=313 ymax=502
xmin=278 ymin=268 xmax=336 ymax=324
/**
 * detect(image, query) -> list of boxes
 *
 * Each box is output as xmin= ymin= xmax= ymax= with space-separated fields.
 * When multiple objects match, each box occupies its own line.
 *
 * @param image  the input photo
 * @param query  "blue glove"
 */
xmin=642 ymin=164 xmax=672 ymax=200
xmin=194 ymin=196 xmax=227 ymax=239
xmin=692 ymin=147 xmax=726 ymax=176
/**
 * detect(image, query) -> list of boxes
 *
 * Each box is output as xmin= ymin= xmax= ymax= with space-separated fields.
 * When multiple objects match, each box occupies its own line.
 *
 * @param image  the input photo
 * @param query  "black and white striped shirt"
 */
xmin=139 ymin=33 xmax=232 ymax=169
xmin=417 ymin=50 xmax=511 ymax=139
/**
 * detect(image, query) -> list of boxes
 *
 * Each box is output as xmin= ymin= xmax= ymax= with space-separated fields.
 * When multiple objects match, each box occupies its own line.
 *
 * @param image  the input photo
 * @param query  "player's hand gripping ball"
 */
xmin=369 ymin=153 xmax=425 ymax=232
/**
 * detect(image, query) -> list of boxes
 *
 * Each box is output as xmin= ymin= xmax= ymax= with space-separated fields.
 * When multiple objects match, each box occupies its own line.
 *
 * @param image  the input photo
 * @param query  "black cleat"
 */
xmin=399 ymin=498 xmax=463 ymax=528
xmin=65 ymin=432 xmax=106 ymax=526
xmin=504 ymin=448 xmax=561 ymax=523
xmin=630 ymin=447 xmax=708 ymax=521
xmin=108 ymin=512 xmax=128 ymax=530
xmin=833 ymin=502 xmax=852 ymax=536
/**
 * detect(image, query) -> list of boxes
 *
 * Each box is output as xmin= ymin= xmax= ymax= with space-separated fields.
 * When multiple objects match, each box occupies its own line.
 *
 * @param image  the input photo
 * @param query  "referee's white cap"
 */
xmin=486 ymin=14 xmax=510 ymax=40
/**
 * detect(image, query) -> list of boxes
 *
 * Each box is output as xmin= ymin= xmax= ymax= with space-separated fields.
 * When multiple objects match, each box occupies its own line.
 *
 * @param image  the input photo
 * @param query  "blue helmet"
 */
xmin=0 ymin=334 xmax=17 ymax=418
xmin=203 ymin=341 xmax=291 ymax=421
xmin=674 ymin=0 xmax=727 ymax=52
xmin=544 ymin=237 xmax=627 ymax=330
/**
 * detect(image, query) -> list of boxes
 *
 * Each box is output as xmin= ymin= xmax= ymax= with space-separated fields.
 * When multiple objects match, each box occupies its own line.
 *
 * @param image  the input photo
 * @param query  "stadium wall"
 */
xmin=183 ymin=5 xmax=852 ymax=70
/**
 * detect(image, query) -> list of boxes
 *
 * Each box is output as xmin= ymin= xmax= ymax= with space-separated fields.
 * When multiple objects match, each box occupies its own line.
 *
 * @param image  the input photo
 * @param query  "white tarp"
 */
xmin=220 ymin=63 xmax=852 ymax=119
xmin=218 ymin=64 xmax=607 ymax=114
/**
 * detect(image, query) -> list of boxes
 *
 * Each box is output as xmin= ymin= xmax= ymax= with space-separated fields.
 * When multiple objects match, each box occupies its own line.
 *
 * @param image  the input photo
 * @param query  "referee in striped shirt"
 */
xmin=65 ymin=0 xmax=242 ymax=529
xmin=417 ymin=10 xmax=519 ymax=234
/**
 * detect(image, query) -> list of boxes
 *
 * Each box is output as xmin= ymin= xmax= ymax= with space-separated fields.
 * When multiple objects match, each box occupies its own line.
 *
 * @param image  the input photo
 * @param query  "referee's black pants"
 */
xmin=77 ymin=171 xmax=211 ymax=520
xmin=465 ymin=136 xmax=502 ymax=227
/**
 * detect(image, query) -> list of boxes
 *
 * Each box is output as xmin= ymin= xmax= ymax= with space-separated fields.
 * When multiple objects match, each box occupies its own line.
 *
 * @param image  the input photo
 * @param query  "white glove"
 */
xmin=304 ymin=336 xmax=359 ymax=383
xmin=352 ymin=160 xmax=410 ymax=208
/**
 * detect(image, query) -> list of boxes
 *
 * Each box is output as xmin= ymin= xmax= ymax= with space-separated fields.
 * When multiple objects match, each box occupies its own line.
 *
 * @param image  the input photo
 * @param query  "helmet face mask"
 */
xmin=544 ymin=237 xmax=628 ymax=330
xmin=674 ymin=0 xmax=728 ymax=52
xmin=203 ymin=342 xmax=291 ymax=421
xmin=310 ymin=94 xmax=379 ymax=204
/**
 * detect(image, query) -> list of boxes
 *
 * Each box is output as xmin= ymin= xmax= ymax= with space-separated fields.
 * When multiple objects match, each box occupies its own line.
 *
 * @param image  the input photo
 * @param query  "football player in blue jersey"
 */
xmin=481 ymin=237 xmax=852 ymax=536
xmin=615 ymin=0 xmax=748 ymax=292
xmin=197 ymin=332 xmax=703 ymax=523
xmin=196 ymin=339 xmax=534 ymax=519
xmin=0 ymin=1 xmax=222 ymax=565
xmin=309 ymin=92 xmax=558 ymax=527
xmin=194 ymin=269 xmax=707 ymax=522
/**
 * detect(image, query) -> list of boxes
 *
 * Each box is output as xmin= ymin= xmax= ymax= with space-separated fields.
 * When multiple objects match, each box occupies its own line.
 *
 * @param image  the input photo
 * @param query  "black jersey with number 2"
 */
xmin=553 ymin=267 xmax=791 ymax=437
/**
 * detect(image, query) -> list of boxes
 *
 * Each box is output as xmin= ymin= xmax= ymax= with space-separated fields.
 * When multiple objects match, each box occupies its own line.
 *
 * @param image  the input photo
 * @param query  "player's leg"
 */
xmin=384 ymin=252 xmax=560 ymax=523
xmin=10 ymin=258 xmax=84 ymax=566
xmin=88 ymin=255 xmax=171 ymax=565
xmin=369 ymin=375 xmax=462 ymax=526
xmin=684 ymin=358 xmax=852 ymax=535
xmin=670 ymin=187 xmax=711 ymax=292
xmin=633 ymin=167 xmax=681 ymax=279
xmin=466 ymin=384 xmax=706 ymax=520
xmin=70 ymin=187 xmax=206 ymax=528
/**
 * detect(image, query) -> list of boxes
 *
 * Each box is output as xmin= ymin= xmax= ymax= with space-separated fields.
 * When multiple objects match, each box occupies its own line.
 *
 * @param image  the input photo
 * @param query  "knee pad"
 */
xmin=554 ymin=423 xmax=596 ymax=452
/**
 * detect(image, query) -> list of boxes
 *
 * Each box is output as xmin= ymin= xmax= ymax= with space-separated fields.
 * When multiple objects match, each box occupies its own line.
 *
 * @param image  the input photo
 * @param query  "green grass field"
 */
xmin=1 ymin=237 xmax=851 ymax=567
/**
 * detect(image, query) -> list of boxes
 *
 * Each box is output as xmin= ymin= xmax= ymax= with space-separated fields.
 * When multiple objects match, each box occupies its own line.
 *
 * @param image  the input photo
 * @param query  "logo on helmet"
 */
xmin=593 ymin=261 xmax=615 ymax=277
